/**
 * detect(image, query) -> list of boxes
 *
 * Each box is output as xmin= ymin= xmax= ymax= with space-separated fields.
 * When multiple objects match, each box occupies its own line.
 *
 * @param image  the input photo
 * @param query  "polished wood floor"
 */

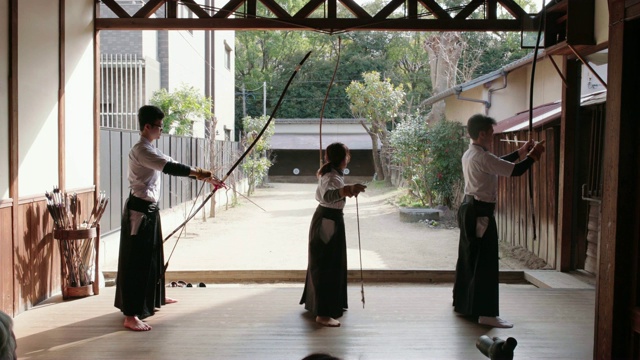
xmin=14 ymin=283 xmax=594 ymax=360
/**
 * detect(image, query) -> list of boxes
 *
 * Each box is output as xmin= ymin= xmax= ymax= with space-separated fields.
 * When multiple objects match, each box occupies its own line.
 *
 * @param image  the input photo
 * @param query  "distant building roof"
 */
xmin=271 ymin=118 xmax=374 ymax=150
xmin=271 ymin=133 xmax=373 ymax=150
xmin=423 ymin=52 xmax=542 ymax=108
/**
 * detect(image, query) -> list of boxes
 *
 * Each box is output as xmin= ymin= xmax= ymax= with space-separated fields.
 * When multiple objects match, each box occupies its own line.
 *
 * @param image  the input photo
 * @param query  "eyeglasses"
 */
xmin=150 ymin=123 xmax=163 ymax=130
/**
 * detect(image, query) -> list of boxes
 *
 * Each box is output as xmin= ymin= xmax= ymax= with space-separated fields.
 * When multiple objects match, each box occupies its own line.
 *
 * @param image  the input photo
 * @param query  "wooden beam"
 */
xmin=259 ymin=0 xmax=292 ymax=19
xmin=182 ymin=0 xmax=212 ymax=18
xmin=212 ymin=0 xmax=245 ymax=19
xmin=58 ymin=0 xmax=65 ymax=191
xmin=167 ymin=0 xmax=177 ymax=18
xmin=293 ymin=0 xmax=324 ymax=18
xmin=498 ymin=0 xmax=528 ymax=19
xmin=133 ymin=0 xmax=165 ymax=18
xmin=373 ymin=0 xmax=404 ymax=20
xmin=487 ymin=0 xmax=497 ymax=20
xmin=454 ymin=0 xmax=483 ymax=20
xmin=100 ymin=0 xmax=130 ymax=18
xmin=339 ymin=0 xmax=371 ymax=19
xmin=417 ymin=0 xmax=451 ymax=19
xmin=408 ymin=0 xmax=417 ymax=19
xmin=95 ymin=17 xmax=531 ymax=32
xmin=328 ymin=0 xmax=336 ymax=19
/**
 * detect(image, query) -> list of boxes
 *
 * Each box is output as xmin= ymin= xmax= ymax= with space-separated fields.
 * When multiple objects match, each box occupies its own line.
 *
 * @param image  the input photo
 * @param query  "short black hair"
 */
xmin=138 ymin=105 xmax=164 ymax=130
xmin=467 ymin=114 xmax=496 ymax=140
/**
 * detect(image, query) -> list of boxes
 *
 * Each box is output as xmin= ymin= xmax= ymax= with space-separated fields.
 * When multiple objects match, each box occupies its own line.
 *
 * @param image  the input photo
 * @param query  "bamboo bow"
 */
xmin=161 ymin=51 xmax=312 ymax=272
xmin=527 ymin=1 xmax=546 ymax=241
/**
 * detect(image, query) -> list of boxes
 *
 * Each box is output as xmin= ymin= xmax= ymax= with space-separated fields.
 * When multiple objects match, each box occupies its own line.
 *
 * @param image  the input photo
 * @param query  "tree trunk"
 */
xmin=423 ymin=32 xmax=465 ymax=124
xmin=368 ymin=133 xmax=384 ymax=181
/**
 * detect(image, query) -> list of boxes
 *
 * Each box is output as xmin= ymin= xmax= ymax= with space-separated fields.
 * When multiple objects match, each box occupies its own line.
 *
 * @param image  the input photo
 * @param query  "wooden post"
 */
xmin=556 ymin=57 xmax=581 ymax=271
xmin=595 ymin=2 xmax=640 ymax=357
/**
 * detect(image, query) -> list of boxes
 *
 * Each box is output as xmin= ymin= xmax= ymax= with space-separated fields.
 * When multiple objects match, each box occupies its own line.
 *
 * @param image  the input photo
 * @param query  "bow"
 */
xmin=161 ymin=51 xmax=312 ymax=272
xmin=319 ymin=37 xmax=341 ymax=167
xmin=527 ymin=2 xmax=546 ymax=240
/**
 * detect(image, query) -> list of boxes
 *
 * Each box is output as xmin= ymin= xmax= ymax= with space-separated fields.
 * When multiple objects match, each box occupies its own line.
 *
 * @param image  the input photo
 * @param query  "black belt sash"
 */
xmin=463 ymin=195 xmax=495 ymax=217
xmin=127 ymin=194 xmax=159 ymax=214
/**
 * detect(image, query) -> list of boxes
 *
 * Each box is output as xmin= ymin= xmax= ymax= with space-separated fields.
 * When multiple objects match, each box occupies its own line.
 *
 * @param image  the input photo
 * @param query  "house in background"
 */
xmin=97 ymin=0 xmax=239 ymax=234
xmin=99 ymin=0 xmax=235 ymax=140
xmin=424 ymin=44 xmax=608 ymax=277
xmin=269 ymin=118 xmax=375 ymax=183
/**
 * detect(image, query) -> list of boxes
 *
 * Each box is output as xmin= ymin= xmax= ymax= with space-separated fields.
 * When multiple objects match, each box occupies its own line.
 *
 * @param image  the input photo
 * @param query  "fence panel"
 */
xmin=98 ymin=128 xmax=243 ymax=234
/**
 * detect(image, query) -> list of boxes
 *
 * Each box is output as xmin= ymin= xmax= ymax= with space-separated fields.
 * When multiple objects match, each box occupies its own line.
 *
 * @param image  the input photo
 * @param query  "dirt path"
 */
xmin=102 ymin=182 xmax=532 ymax=271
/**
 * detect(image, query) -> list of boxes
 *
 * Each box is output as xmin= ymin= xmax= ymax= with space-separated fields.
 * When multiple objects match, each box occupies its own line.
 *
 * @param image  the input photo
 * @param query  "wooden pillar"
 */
xmin=595 ymin=2 xmax=640 ymax=358
xmin=8 ymin=0 xmax=18 ymax=317
xmin=94 ymin=1 xmax=100 ymax=198
xmin=58 ymin=0 xmax=65 ymax=190
xmin=556 ymin=57 xmax=581 ymax=271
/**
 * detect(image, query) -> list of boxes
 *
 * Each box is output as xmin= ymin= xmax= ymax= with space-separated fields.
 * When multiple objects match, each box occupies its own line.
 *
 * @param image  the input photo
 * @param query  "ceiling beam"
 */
xmin=96 ymin=0 xmax=538 ymax=32
xmin=95 ymin=17 xmax=534 ymax=32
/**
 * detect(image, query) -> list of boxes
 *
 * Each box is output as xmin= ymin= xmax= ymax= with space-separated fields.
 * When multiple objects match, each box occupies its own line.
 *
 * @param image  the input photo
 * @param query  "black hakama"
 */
xmin=300 ymin=205 xmax=348 ymax=318
xmin=452 ymin=198 xmax=499 ymax=317
xmin=114 ymin=196 xmax=167 ymax=319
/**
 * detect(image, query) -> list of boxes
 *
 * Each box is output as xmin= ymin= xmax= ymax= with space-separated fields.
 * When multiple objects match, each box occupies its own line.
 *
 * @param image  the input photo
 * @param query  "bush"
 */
xmin=240 ymin=115 xmax=274 ymax=195
xmin=390 ymin=116 xmax=466 ymax=207
xmin=425 ymin=119 xmax=466 ymax=207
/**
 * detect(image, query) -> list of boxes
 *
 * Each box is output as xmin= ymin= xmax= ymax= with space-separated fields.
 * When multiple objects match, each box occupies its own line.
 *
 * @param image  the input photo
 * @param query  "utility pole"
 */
xmin=263 ymin=81 xmax=267 ymax=116
xmin=242 ymin=83 xmax=246 ymax=118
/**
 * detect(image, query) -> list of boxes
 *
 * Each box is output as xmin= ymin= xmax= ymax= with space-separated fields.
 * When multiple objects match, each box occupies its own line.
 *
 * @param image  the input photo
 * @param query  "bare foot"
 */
xmin=124 ymin=316 xmax=152 ymax=331
xmin=316 ymin=316 xmax=340 ymax=327
xmin=165 ymin=297 xmax=178 ymax=304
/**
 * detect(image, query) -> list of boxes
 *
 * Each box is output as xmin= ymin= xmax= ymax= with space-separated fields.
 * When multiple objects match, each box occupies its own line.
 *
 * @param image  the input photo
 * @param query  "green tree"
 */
xmin=240 ymin=115 xmax=275 ymax=195
xmin=150 ymin=84 xmax=213 ymax=136
xmin=346 ymin=71 xmax=405 ymax=184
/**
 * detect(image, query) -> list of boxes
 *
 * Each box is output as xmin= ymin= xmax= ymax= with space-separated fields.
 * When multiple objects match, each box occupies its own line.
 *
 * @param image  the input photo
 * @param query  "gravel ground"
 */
xmin=101 ymin=182 xmax=544 ymax=271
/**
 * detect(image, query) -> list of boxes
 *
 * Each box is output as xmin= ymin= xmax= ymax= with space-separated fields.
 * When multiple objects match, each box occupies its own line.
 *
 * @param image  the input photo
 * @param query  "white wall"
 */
xmin=142 ymin=30 xmax=158 ymax=61
xmin=64 ymin=0 xmax=95 ymax=190
xmin=0 ymin=1 xmax=9 ymax=199
xmin=213 ymin=29 xmax=235 ymax=140
xmin=18 ymin=0 xmax=60 ymax=197
xmin=168 ymin=30 xmax=206 ymax=137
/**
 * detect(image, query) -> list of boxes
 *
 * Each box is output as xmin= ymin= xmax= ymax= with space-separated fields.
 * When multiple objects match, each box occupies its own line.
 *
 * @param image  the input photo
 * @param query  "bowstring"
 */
xmin=356 ymin=195 xmax=365 ymax=308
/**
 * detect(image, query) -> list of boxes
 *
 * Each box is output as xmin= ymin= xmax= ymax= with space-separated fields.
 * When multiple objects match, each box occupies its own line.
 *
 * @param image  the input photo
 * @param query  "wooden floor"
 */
xmin=13 ymin=284 xmax=594 ymax=360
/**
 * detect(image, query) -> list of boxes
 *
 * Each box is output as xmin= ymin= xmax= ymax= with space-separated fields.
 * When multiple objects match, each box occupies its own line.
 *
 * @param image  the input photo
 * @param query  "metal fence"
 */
xmin=99 ymin=128 xmax=244 ymax=234
xmin=100 ymin=54 xmax=145 ymax=131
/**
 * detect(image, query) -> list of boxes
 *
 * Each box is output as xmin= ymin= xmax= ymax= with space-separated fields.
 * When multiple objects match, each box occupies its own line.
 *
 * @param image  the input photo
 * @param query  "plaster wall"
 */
xmin=64 ymin=0 xmax=95 ymax=190
xmin=487 ymin=69 xmax=530 ymax=121
xmin=18 ymin=0 xmax=60 ymax=197
xmin=0 ymin=1 xmax=9 ymax=199
xmin=594 ymin=0 xmax=609 ymax=45
xmin=443 ymin=87 xmax=485 ymax=125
